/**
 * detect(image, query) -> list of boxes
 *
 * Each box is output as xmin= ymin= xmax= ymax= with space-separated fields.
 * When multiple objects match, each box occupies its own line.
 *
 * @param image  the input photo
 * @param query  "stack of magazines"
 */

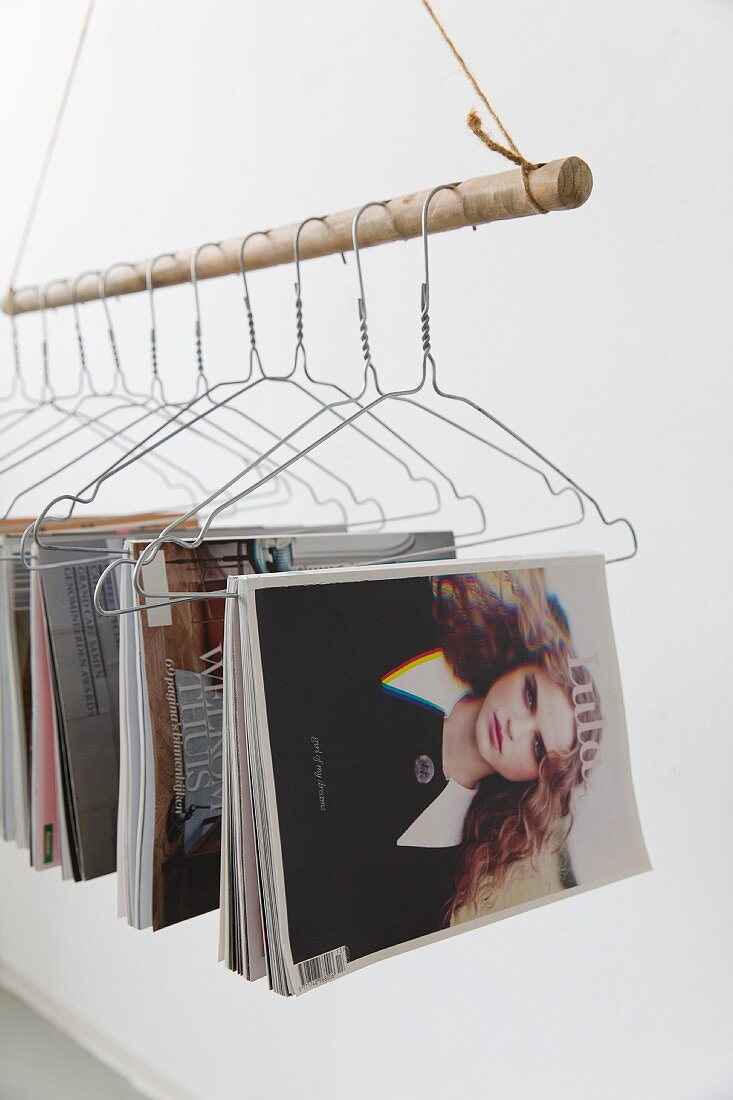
xmin=220 ymin=553 xmax=650 ymax=995
xmin=115 ymin=531 xmax=453 ymax=930
xmin=0 ymin=514 xmax=198 ymax=877
xmin=35 ymin=535 xmax=127 ymax=880
xmin=1 ymin=514 xmax=650 ymax=999
xmin=0 ymin=536 xmax=31 ymax=848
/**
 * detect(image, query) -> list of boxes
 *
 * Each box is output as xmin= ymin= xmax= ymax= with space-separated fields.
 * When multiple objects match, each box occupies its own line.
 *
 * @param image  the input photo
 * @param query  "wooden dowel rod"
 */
xmin=2 ymin=157 xmax=591 ymax=316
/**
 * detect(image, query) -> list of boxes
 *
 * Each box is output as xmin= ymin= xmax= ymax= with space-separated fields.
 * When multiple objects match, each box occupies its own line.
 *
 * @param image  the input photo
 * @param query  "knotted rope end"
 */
xmin=466 ymin=109 xmax=547 ymax=214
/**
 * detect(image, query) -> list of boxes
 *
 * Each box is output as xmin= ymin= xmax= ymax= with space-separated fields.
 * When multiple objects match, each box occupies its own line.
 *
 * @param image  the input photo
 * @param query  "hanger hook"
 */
xmin=352 ymin=201 xmax=391 ymax=390
xmin=70 ymin=270 xmax=100 ymax=392
xmin=7 ymin=284 xmax=37 ymax=399
xmin=39 ymin=278 xmax=69 ymax=397
xmin=420 ymin=184 xmax=464 ymax=378
xmin=239 ymin=231 xmax=272 ymax=378
xmin=293 ymin=217 xmax=324 ymax=375
xmin=190 ymin=242 xmax=222 ymax=391
xmin=293 ymin=216 xmax=329 ymax=295
xmin=98 ymin=261 xmax=138 ymax=388
xmin=146 ymin=253 xmax=177 ymax=399
xmin=292 ymin=216 xmax=346 ymax=378
xmin=8 ymin=299 xmax=21 ymax=385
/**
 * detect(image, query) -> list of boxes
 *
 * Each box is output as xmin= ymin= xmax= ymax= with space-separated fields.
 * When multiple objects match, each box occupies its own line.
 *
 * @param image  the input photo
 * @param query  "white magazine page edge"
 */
xmin=243 ymin=550 xmax=602 ymax=592
xmin=116 ymin=564 xmax=130 ymax=918
xmin=135 ymin=609 xmax=155 ymax=930
xmin=218 ymin=582 xmax=235 ymax=963
xmin=0 ymin=552 xmax=16 ymax=840
xmin=7 ymin=555 xmax=30 ymax=848
xmin=233 ymin=586 xmax=267 ymax=982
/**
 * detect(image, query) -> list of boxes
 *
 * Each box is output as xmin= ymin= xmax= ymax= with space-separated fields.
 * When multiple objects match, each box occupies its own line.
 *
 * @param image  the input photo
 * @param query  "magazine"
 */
xmin=119 ymin=530 xmax=455 ymax=931
xmin=0 ymin=536 xmax=32 ymax=849
xmin=38 ymin=538 xmax=124 ymax=880
xmin=222 ymin=552 xmax=650 ymax=995
xmin=29 ymin=569 xmax=62 ymax=871
xmin=0 ymin=513 xmax=200 ymax=873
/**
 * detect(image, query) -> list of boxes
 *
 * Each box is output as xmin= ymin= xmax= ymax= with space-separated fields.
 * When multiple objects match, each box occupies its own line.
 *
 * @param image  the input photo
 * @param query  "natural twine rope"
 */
xmin=5 ymin=0 xmax=543 ymax=315
xmin=6 ymin=0 xmax=96 ymax=308
xmin=420 ymin=0 xmax=548 ymax=215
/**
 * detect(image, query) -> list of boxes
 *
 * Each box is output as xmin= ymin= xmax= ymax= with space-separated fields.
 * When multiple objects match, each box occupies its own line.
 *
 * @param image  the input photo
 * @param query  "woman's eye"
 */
xmin=533 ymin=734 xmax=545 ymax=764
xmin=524 ymin=674 xmax=537 ymax=713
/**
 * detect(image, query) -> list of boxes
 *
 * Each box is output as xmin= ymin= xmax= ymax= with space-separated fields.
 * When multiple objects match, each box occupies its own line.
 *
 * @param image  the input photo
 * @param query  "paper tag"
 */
xmin=141 ymin=551 xmax=173 ymax=628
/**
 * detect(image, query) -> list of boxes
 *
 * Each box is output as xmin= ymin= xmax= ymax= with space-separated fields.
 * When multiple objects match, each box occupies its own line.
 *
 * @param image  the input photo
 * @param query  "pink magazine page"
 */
xmin=30 ymin=571 xmax=60 ymax=870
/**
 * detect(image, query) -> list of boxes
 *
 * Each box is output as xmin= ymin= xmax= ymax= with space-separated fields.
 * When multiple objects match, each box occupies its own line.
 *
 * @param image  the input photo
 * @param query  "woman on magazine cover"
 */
xmin=255 ymin=568 xmax=601 ymax=963
xmin=383 ymin=570 xmax=601 ymax=925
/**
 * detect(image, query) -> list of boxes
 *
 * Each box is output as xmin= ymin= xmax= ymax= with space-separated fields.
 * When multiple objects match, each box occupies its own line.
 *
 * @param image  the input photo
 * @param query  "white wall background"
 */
xmin=1 ymin=1 xmax=731 ymax=1098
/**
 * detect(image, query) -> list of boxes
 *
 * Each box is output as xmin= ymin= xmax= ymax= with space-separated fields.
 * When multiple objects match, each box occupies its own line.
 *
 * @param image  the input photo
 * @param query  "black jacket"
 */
xmin=255 ymin=574 xmax=459 ymax=965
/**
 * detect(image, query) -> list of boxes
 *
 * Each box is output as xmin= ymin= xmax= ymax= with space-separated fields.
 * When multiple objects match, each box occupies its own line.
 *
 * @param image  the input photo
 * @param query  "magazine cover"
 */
xmin=130 ymin=539 xmax=243 ymax=929
xmin=38 ymin=540 xmax=122 ymax=880
xmin=132 ymin=531 xmax=454 ymax=929
xmin=246 ymin=554 xmax=650 ymax=990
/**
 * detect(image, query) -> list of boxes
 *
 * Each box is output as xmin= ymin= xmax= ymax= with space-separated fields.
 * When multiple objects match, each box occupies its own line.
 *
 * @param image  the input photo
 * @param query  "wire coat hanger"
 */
xmin=27 ymin=240 xmax=371 ymax=543
xmin=56 ymin=231 xmax=390 ymax=540
xmin=94 ymin=184 xmax=636 ymax=613
xmin=29 ymin=243 xmax=381 ymax=564
xmin=1 ymin=266 xmax=213 ymax=524
xmin=128 ymin=190 xmax=596 ymax=579
xmin=0 ymin=274 xmax=148 ymax=478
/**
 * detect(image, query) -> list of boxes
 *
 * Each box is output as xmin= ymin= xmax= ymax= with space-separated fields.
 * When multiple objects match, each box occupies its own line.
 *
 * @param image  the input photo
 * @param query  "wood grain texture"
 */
xmin=3 ymin=157 xmax=592 ymax=316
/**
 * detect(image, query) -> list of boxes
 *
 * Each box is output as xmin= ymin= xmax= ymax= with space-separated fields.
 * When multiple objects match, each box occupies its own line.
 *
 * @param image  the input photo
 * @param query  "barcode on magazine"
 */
xmin=296 ymin=947 xmax=349 ymax=990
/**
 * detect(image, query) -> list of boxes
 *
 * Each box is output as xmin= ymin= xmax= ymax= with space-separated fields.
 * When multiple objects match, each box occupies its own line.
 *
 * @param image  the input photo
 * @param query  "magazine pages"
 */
xmin=0 ymin=513 xmax=199 ymax=873
xmin=224 ymin=552 xmax=650 ymax=995
xmin=0 ymin=536 xmax=32 ymax=848
xmin=221 ymin=575 xmax=267 ymax=979
xmin=29 ymin=569 xmax=62 ymax=871
xmin=119 ymin=531 xmax=454 ymax=932
xmin=37 ymin=537 xmax=125 ymax=880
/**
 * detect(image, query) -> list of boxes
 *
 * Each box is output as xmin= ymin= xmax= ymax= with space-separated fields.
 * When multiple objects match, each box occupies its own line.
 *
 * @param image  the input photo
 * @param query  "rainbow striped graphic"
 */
xmin=381 ymin=649 xmax=445 ymax=713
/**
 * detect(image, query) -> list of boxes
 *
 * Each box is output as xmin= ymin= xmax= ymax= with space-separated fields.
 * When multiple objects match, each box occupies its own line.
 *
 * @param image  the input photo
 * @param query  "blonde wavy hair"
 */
xmin=432 ymin=571 xmax=601 ymax=924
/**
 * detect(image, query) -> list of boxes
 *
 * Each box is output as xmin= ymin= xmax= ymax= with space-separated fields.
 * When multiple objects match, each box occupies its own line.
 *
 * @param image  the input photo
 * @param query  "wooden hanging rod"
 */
xmin=2 ymin=156 xmax=591 ymax=316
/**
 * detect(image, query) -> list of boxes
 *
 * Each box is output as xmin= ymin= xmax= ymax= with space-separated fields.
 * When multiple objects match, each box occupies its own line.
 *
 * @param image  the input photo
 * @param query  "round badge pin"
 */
xmin=414 ymin=755 xmax=435 ymax=784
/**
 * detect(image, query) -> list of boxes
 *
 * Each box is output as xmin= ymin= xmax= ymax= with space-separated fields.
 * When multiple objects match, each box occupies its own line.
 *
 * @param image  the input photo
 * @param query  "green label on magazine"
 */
xmin=43 ymin=824 xmax=54 ymax=864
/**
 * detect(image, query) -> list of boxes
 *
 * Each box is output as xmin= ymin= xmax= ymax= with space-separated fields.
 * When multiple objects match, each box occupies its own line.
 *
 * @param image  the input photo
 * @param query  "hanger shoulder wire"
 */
xmin=95 ymin=186 xmax=636 ymax=614
xmin=24 ymin=254 xmax=297 ymax=548
xmin=143 ymin=185 xmax=636 ymax=567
